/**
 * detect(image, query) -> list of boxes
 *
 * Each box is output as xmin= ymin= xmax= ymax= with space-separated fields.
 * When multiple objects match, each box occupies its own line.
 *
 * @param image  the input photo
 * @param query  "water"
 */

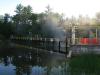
xmin=0 ymin=48 xmax=68 ymax=75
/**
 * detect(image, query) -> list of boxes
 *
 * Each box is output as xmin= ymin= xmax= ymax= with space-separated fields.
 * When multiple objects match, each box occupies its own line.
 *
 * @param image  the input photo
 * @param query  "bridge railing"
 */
xmin=74 ymin=38 xmax=100 ymax=45
xmin=10 ymin=36 xmax=68 ymax=54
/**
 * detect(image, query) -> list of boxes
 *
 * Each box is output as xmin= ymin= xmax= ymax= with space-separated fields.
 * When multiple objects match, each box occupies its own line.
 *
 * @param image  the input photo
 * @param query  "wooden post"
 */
xmin=72 ymin=25 xmax=76 ymax=45
xmin=47 ymin=38 xmax=50 ymax=50
xmin=96 ymin=28 xmax=98 ymax=39
xmin=58 ymin=41 xmax=61 ymax=52
xmin=42 ymin=38 xmax=44 ymax=49
xmin=44 ymin=38 xmax=46 ymax=50
xmin=52 ymin=39 xmax=55 ymax=51
xmin=66 ymin=39 xmax=68 ymax=54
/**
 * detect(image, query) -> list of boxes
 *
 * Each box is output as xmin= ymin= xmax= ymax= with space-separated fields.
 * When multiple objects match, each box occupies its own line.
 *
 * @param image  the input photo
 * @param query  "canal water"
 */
xmin=0 ymin=47 xmax=68 ymax=75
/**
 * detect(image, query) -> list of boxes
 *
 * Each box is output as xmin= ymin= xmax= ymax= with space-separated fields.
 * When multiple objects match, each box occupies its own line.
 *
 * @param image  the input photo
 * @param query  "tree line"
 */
xmin=0 ymin=4 xmax=100 ymax=40
xmin=0 ymin=4 xmax=66 ymax=39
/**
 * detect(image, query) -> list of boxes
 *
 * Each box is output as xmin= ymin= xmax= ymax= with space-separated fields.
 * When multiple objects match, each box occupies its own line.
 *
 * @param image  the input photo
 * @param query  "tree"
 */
xmin=95 ymin=12 xmax=100 ymax=27
xmin=40 ymin=5 xmax=65 ymax=38
xmin=13 ymin=4 xmax=33 ymax=35
xmin=15 ymin=4 xmax=23 ymax=14
xmin=30 ymin=13 xmax=39 ymax=34
xmin=4 ymin=13 xmax=10 ymax=23
xmin=0 ymin=14 xmax=13 ymax=39
xmin=21 ymin=5 xmax=32 ymax=24
xmin=0 ymin=15 xmax=4 ymax=22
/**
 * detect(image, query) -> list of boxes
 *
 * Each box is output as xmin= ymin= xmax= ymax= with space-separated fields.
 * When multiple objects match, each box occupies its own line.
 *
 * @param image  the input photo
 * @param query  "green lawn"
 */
xmin=68 ymin=54 xmax=100 ymax=75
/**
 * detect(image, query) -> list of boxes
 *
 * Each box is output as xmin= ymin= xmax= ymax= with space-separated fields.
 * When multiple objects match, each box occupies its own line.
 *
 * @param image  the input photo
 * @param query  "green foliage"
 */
xmin=0 ymin=13 xmax=14 ymax=39
xmin=0 ymin=22 xmax=13 ymax=39
xmin=15 ymin=4 xmax=23 ymax=14
xmin=69 ymin=54 xmax=100 ymax=74
xmin=14 ymin=4 xmax=32 ymax=24
xmin=1 ymin=4 xmax=65 ymax=37
xmin=13 ymin=4 xmax=33 ymax=35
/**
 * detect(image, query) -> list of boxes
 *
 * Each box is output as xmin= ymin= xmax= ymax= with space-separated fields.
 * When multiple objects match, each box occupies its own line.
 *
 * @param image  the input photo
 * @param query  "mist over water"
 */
xmin=42 ymin=14 xmax=66 ymax=40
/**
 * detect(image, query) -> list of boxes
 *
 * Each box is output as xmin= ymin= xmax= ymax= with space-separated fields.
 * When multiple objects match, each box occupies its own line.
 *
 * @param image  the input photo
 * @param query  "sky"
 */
xmin=0 ymin=0 xmax=100 ymax=18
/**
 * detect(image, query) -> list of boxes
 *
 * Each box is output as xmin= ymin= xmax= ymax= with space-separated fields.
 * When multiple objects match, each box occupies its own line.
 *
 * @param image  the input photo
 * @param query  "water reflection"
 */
xmin=0 ymin=48 xmax=67 ymax=75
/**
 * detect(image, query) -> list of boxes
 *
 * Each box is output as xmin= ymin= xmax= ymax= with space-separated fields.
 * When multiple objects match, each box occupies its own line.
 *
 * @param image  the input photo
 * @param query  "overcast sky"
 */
xmin=0 ymin=0 xmax=100 ymax=18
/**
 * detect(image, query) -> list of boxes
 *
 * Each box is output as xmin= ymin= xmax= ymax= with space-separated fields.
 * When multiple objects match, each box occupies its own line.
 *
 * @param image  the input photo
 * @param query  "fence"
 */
xmin=74 ymin=38 xmax=100 ymax=45
xmin=10 ymin=36 xmax=68 ymax=54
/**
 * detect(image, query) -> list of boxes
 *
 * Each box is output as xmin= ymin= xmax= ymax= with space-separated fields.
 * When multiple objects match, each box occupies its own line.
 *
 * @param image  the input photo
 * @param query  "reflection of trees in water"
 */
xmin=48 ymin=61 xmax=68 ymax=75
xmin=32 ymin=66 xmax=47 ymax=75
xmin=3 ymin=56 xmax=12 ymax=66
xmin=0 ymin=49 xmax=67 ymax=75
xmin=16 ymin=66 xmax=32 ymax=75
xmin=12 ymin=53 xmax=32 ymax=75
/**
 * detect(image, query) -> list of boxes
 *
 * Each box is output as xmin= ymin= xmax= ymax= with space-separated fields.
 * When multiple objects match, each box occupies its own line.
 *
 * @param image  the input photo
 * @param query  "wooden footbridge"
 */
xmin=10 ymin=36 xmax=100 ymax=58
xmin=10 ymin=36 xmax=71 ymax=57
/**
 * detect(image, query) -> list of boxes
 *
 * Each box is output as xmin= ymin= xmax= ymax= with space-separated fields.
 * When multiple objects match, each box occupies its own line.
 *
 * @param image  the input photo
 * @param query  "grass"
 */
xmin=69 ymin=54 xmax=100 ymax=74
